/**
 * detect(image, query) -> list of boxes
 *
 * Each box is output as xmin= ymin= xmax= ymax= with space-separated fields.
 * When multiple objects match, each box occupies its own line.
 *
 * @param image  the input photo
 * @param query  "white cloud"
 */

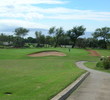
xmin=0 ymin=19 xmax=49 ymax=37
xmin=0 ymin=12 xmax=44 ymax=20
xmin=47 ymin=12 xmax=110 ymax=21
xmin=0 ymin=0 xmax=110 ymax=34
xmin=0 ymin=0 xmax=65 ymax=6
xmin=0 ymin=3 xmax=110 ymax=21
xmin=0 ymin=19 xmax=49 ymax=31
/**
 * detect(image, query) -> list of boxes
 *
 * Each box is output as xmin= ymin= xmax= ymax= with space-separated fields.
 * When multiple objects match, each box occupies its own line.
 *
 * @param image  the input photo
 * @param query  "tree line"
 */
xmin=0 ymin=26 xmax=110 ymax=49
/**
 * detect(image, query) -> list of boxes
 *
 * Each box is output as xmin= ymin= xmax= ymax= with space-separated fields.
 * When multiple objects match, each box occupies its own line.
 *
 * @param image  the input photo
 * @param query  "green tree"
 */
xmin=14 ymin=27 xmax=29 ymax=37
xmin=0 ymin=33 xmax=7 ymax=45
xmin=76 ymin=38 xmax=87 ymax=48
xmin=67 ymin=26 xmax=86 ymax=48
xmin=26 ymin=37 xmax=36 ymax=43
xmin=13 ymin=37 xmax=24 ymax=47
xmin=14 ymin=27 xmax=29 ymax=47
xmin=86 ymin=38 xmax=99 ymax=48
xmin=45 ymin=36 xmax=54 ymax=47
xmin=35 ymin=31 xmax=45 ymax=47
xmin=58 ymin=34 xmax=70 ymax=47
xmin=92 ymin=27 xmax=110 ymax=49
xmin=48 ymin=27 xmax=64 ymax=47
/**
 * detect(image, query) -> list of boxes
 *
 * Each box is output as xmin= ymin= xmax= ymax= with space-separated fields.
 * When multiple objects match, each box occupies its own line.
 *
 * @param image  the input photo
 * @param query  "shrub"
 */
xmin=96 ymin=61 xmax=103 ymax=68
xmin=103 ymin=57 xmax=110 ymax=69
xmin=96 ymin=56 xmax=110 ymax=69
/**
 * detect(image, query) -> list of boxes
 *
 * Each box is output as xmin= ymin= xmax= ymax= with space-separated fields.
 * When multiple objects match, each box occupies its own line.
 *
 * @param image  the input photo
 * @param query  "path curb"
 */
xmin=51 ymin=71 xmax=90 ymax=100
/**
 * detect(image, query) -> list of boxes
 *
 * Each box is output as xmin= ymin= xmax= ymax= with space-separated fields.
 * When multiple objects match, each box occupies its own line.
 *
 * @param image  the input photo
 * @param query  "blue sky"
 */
xmin=0 ymin=0 xmax=110 ymax=37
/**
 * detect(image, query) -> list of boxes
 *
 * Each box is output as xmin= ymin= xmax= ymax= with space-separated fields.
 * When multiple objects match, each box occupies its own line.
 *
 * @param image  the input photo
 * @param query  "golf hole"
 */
xmin=4 ymin=92 xmax=12 ymax=95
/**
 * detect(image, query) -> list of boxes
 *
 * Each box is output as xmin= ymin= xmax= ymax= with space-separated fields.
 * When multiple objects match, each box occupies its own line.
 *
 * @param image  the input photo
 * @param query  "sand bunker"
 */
xmin=86 ymin=49 xmax=100 ymax=56
xmin=28 ymin=51 xmax=66 ymax=57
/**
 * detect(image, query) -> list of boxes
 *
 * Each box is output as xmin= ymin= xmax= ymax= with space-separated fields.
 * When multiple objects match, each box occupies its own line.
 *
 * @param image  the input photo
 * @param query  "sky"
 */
xmin=0 ymin=0 xmax=110 ymax=37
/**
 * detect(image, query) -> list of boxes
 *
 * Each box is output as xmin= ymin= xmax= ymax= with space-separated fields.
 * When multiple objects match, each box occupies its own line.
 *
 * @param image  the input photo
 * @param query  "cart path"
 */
xmin=66 ymin=61 xmax=110 ymax=100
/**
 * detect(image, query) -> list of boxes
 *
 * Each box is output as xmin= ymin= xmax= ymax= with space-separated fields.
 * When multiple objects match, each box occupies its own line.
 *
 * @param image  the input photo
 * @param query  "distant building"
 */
xmin=3 ymin=42 xmax=13 ymax=46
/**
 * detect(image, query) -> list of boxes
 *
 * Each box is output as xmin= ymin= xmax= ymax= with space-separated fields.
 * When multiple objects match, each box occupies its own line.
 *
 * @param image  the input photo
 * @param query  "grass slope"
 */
xmin=0 ymin=48 xmax=99 ymax=100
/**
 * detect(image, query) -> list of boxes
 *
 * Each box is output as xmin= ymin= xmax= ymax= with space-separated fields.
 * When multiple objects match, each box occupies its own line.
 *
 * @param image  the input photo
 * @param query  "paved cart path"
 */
xmin=66 ymin=61 xmax=110 ymax=100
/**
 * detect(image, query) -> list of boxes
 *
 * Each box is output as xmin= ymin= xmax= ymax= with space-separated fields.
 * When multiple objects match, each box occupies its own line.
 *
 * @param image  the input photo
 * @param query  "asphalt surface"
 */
xmin=66 ymin=61 xmax=110 ymax=100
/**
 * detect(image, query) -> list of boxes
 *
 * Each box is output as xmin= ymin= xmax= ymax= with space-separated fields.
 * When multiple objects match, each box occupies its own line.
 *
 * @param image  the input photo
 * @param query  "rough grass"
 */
xmin=0 ymin=48 xmax=99 ymax=100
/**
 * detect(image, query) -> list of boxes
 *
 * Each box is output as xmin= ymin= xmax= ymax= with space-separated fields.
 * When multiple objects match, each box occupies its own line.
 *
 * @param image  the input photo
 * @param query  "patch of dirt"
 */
xmin=86 ymin=49 xmax=101 ymax=56
xmin=28 ymin=51 xmax=66 ymax=57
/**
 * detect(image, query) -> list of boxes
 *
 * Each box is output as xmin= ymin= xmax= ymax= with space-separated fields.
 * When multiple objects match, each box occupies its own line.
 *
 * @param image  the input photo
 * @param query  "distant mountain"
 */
xmin=81 ymin=32 xmax=93 ymax=38
xmin=27 ymin=28 xmax=48 ymax=38
xmin=29 ymin=28 xmax=48 ymax=32
xmin=0 ymin=28 xmax=49 ymax=38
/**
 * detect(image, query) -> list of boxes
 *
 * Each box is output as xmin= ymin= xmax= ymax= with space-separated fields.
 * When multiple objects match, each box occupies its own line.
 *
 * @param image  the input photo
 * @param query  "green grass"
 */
xmin=95 ymin=49 xmax=110 ymax=57
xmin=0 ymin=48 xmax=99 ymax=60
xmin=0 ymin=48 xmax=100 ymax=100
xmin=85 ymin=49 xmax=110 ymax=73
